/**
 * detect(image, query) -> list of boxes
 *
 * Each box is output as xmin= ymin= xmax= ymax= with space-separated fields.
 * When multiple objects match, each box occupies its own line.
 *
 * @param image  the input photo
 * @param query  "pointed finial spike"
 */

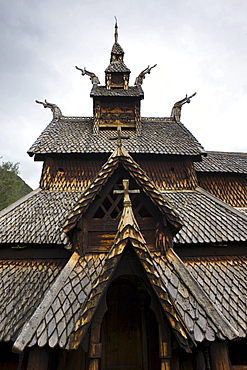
xmin=114 ymin=16 xmax=118 ymax=43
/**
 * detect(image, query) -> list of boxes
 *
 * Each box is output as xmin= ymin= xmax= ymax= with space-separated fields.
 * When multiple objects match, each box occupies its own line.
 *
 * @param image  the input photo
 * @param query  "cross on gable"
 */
xmin=114 ymin=179 xmax=140 ymax=207
xmin=109 ymin=127 xmax=129 ymax=149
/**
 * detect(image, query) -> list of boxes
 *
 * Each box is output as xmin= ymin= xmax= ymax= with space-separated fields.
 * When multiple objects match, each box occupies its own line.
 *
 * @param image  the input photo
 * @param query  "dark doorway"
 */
xmin=101 ymin=277 xmax=160 ymax=370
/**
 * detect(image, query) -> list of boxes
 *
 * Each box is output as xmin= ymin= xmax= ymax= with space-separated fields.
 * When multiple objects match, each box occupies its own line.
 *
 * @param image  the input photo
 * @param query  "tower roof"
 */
xmin=105 ymin=20 xmax=130 ymax=74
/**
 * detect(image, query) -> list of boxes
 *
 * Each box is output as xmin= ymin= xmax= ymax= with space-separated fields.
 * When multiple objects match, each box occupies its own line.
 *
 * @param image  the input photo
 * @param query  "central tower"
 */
xmin=89 ymin=21 xmax=145 ymax=133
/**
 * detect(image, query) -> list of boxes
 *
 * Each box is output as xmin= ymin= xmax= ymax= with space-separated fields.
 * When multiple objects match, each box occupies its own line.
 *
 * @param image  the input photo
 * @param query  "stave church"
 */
xmin=0 ymin=22 xmax=247 ymax=370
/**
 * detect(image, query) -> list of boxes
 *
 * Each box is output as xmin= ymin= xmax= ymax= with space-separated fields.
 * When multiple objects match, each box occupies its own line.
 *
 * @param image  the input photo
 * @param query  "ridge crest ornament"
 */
xmin=110 ymin=127 xmax=130 ymax=155
xmin=113 ymin=179 xmax=140 ymax=208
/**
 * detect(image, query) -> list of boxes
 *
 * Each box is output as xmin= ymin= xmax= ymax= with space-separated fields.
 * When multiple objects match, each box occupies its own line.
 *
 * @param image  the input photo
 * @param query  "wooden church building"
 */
xmin=1 ymin=22 xmax=247 ymax=370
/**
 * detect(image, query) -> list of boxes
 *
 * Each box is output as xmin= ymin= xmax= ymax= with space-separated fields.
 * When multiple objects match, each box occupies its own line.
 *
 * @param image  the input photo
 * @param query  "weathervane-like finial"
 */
xmin=114 ymin=16 xmax=118 ymax=43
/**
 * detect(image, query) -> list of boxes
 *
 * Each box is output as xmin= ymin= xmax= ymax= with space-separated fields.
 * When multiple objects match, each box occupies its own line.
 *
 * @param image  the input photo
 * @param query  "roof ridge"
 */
xmin=205 ymin=150 xmax=247 ymax=156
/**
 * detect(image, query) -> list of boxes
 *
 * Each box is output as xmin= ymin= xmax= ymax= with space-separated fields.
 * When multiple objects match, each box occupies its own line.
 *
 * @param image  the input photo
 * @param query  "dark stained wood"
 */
xmin=56 ymin=347 xmax=89 ymax=370
xmin=0 ymin=342 xmax=26 ymax=370
xmin=0 ymin=247 xmax=70 ymax=259
xmin=97 ymin=98 xmax=139 ymax=128
xmin=101 ymin=278 xmax=160 ymax=370
xmin=161 ymin=359 xmax=171 ymax=370
xmin=26 ymin=347 xmax=48 ymax=370
xmin=210 ymin=341 xmax=230 ymax=370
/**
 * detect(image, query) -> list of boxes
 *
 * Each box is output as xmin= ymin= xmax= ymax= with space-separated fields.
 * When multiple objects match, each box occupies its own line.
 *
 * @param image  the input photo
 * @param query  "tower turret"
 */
xmin=105 ymin=20 xmax=130 ymax=90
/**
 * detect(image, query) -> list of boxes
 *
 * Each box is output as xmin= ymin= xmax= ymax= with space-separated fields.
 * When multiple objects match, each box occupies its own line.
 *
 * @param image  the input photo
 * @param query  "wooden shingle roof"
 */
xmin=1 ymin=188 xmax=247 ymax=247
xmin=28 ymin=117 xmax=205 ymax=157
xmin=184 ymin=255 xmax=247 ymax=337
xmin=12 ymin=196 xmax=240 ymax=353
xmin=165 ymin=188 xmax=247 ymax=245
xmin=195 ymin=151 xmax=247 ymax=173
xmin=90 ymin=85 xmax=143 ymax=97
xmin=0 ymin=259 xmax=65 ymax=343
xmin=0 ymin=189 xmax=82 ymax=246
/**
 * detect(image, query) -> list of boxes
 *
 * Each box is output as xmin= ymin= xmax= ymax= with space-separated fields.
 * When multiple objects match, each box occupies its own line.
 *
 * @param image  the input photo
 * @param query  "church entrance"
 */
xmin=100 ymin=277 xmax=160 ymax=370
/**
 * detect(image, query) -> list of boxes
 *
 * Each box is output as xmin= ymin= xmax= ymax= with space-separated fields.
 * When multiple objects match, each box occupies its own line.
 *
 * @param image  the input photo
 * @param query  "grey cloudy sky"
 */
xmin=1 ymin=0 xmax=247 ymax=189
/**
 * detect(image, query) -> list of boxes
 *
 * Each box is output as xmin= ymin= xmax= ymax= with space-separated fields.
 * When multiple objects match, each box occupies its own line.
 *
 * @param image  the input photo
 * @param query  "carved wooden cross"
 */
xmin=110 ymin=127 xmax=129 ymax=148
xmin=114 ymin=179 xmax=140 ymax=207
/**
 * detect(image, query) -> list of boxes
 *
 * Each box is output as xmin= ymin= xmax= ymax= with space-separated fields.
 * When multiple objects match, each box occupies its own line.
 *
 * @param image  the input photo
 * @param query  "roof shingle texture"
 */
xmin=13 ymin=248 xmax=240 ymax=351
xmin=195 ymin=151 xmax=247 ymax=173
xmin=165 ymin=188 xmax=247 ymax=244
xmin=0 ymin=189 xmax=82 ymax=246
xmin=28 ymin=117 xmax=205 ymax=157
xmin=1 ymin=186 xmax=247 ymax=247
xmin=111 ymin=42 xmax=124 ymax=54
xmin=0 ymin=259 xmax=65 ymax=342
xmin=184 ymin=256 xmax=247 ymax=337
xmin=14 ymin=253 xmax=105 ymax=350
xmin=90 ymin=86 xmax=143 ymax=97
xmin=105 ymin=61 xmax=130 ymax=73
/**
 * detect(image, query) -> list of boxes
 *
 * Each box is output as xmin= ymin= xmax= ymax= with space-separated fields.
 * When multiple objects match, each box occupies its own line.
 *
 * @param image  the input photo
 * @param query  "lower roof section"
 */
xmin=183 ymin=255 xmax=247 ymax=337
xmin=0 ymin=258 xmax=65 ymax=343
xmin=0 ymin=189 xmax=82 ymax=246
xmin=11 ymin=248 xmax=242 ymax=352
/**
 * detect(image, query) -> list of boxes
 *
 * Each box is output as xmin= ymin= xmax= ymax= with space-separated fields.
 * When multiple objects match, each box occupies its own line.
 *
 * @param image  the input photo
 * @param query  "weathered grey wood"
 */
xmin=166 ymin=248 xmax=239 ymax=340
xmin=13 ymin=252 xmax=80 ymax=352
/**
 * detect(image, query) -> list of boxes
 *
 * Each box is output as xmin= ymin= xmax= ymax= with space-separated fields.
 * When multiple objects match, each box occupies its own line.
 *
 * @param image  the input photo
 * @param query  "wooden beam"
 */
xmin=209 ymin=341 xmax=230 ymax=370
xmin=88 ymin=322 xmax=102 ymax=370
xmin=161 ymin=359 xmax=171 ymax=370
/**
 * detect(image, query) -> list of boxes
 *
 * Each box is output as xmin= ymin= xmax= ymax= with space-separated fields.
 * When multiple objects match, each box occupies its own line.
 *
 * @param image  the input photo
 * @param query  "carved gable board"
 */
xmin=75 ymin=166 xmax=164 ymax=253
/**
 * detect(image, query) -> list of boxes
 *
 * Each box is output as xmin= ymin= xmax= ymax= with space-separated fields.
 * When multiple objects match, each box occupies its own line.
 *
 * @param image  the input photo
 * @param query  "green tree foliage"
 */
xmin=0 ymin=160 xmax=32 ymax=211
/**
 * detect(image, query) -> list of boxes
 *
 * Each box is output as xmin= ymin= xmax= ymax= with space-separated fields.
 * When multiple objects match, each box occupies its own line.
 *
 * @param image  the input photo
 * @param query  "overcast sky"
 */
xmin=1 ymin=0 xmax=247 ymax=189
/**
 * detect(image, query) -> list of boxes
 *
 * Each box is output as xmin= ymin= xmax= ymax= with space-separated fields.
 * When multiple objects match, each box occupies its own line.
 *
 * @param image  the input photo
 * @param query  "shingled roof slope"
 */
xmin=1 ymin=186 xmax=247 ymax=247
xmin=105 ymin=61 xmax=130 ymax=73
xmin=0 ymin=259 xmax=65 ymax=343
xmin=165 ymin=187 xmax=247 ymax=244
xmin=153 ymin=250 xmax=239 ymax=342
xmin=0 ymin=189 xmax=82 ymax=246
xmin=195 ymin=151 xmax=247 ymax=173
xmin=13 ymin=206 xmax=239 ymax=352
xmin=90 ymin=85 xmax=143 ymax=97
xmin=13 ymin=252 xmax=106 ymax=352
xmin=184 ymin=255 xmax=247 ymax=337
xmin=28 ymin=117 xmax=205 ymax=157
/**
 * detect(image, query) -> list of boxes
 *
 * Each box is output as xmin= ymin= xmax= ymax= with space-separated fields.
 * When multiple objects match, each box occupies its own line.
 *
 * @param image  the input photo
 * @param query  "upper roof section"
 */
xmin=28 ymin=117 xmax=205 ymax=158
xmin=90 ymin=85 xmax=143 ymax=98
xmin=33 ymin=22 xmax=201 ymax=153
xmin=194 ymin=151 xmax=247 ymax=173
